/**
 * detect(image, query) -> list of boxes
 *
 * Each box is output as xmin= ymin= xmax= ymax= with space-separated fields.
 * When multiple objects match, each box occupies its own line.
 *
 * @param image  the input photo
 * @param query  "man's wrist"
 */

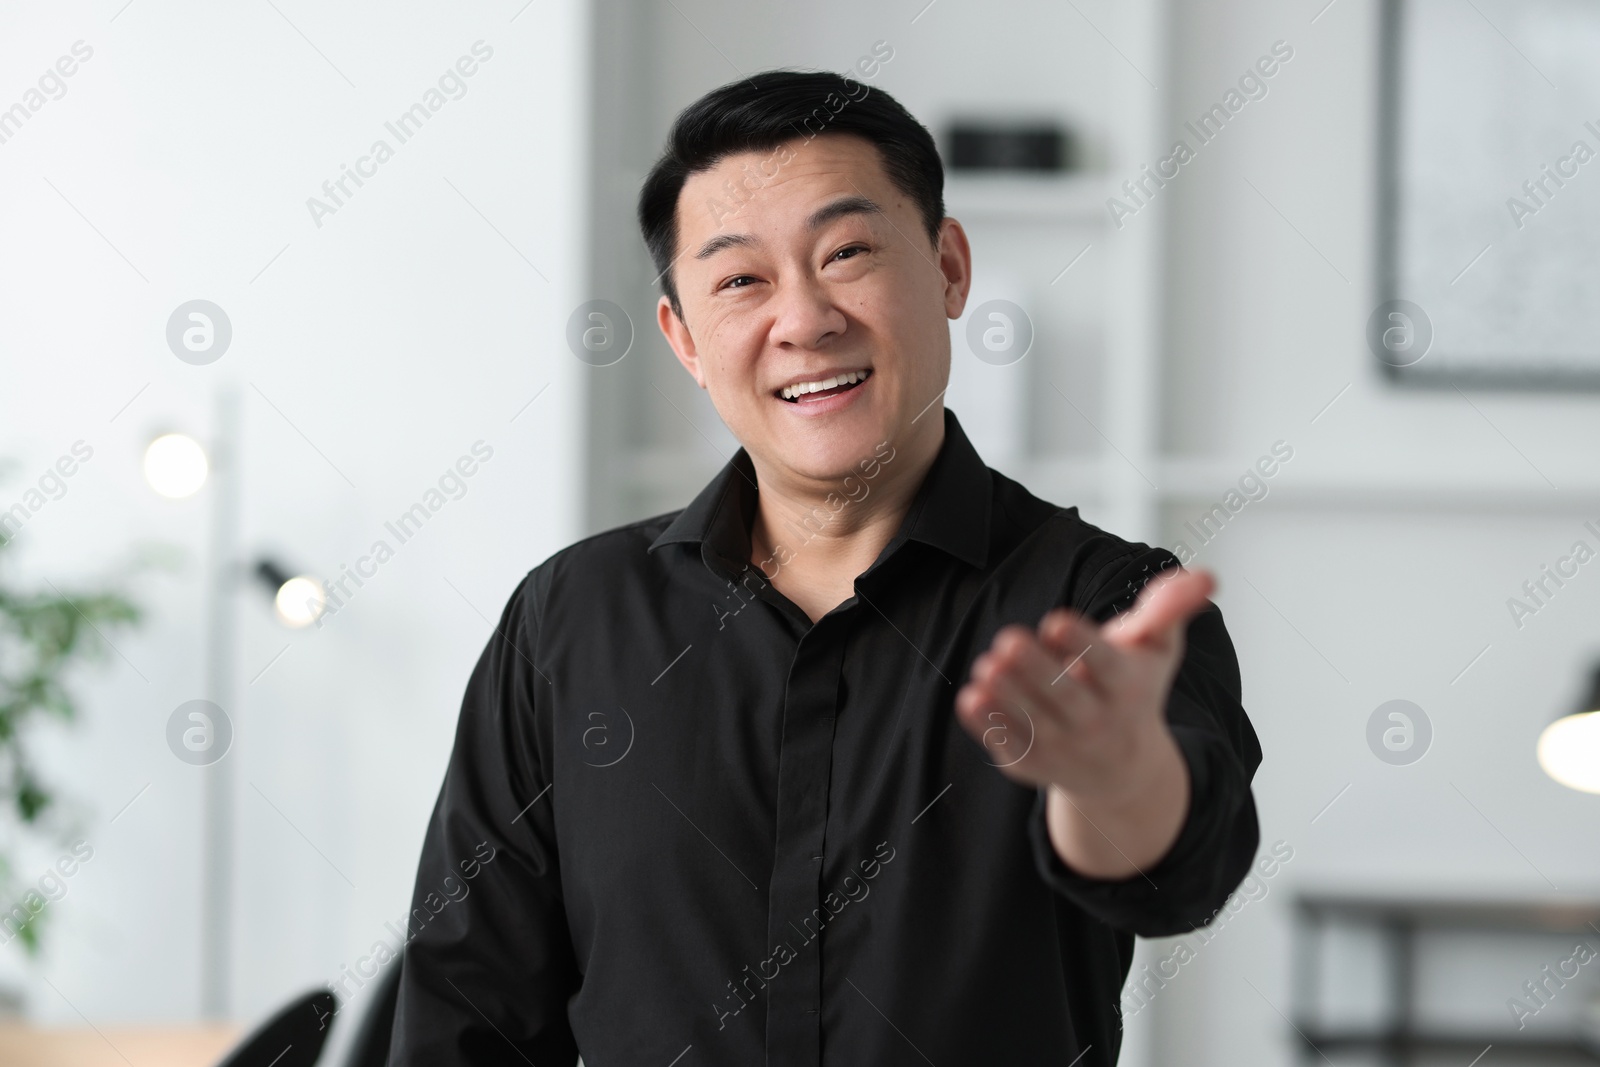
xmin=1050 ymin=720 xmax=1183 ymax=811
xmin=1045 ymin=725 xmax=1191 ymax=879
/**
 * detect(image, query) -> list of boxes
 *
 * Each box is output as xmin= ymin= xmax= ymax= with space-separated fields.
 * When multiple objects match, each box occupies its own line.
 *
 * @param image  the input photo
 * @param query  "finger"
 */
xmin=954 ymin=669 xmax=1006 ymax=723
xmin=975 ymin=628 xmax=1097 ymax=728
xmin=982 ymin=646 xmax=1097 ymax=736
xmin=954 ymin=679 xmax=1041 ymax=774
xmin=994 ymin=625 xmax=1084 ymax=701
xmin=953 ymin=680 xmax=990 ymax=736
xmin=1037 ymin=609 xmax=1127 ymax=696
xmin=973 ymin=702 xmax=1037 ymax=772
xmin=1106 ymin=566 xmax=1215 ymax=651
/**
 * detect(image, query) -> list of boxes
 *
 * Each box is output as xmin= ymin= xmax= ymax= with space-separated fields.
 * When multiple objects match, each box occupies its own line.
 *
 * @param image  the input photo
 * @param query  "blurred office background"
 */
xmin=2 ymin=0 xmax=1599 ymax=1064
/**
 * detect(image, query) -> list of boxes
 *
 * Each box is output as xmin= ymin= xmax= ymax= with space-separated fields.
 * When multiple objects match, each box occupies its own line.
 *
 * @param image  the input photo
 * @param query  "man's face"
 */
xmin=657 ymin=133 xmax=971 ymax=484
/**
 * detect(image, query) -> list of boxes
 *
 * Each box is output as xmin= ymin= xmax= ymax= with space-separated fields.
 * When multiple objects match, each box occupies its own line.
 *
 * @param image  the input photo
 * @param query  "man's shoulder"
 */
xmin=987 ymin=465 xmax=1181 ymax=613
xmin=519 ymin=508 xmax=688 ymax=605
xmin=987 ymin=465 xmax=1146 ymax=560
xmin=536 ymin=508 xmax=684 ymax=575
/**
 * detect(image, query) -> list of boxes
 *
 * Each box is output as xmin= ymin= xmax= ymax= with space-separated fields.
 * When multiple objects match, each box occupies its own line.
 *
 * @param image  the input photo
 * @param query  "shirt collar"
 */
xmin=647 ymin=408 xmax=992 ymax=572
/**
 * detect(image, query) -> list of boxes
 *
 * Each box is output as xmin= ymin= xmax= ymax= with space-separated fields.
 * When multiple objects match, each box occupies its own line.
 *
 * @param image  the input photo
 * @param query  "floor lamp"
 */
xmin=142 ymin=388 xmax=323 ymax=1019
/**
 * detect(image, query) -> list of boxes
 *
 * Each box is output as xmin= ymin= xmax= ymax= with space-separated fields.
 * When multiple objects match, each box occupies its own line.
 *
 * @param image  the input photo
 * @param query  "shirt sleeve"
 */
xmin=387 ymin=570 xmax=581 ymax=1066
xmin=1027 ymin=546 xmax=1264 ymax=938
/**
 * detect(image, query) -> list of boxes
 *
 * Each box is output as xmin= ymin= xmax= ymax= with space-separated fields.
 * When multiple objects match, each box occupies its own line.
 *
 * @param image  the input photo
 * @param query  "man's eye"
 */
xmin=832 ymin=245 xmax=868 ymax=262
xmin=721 ymin=275 xmax=758 ymax=290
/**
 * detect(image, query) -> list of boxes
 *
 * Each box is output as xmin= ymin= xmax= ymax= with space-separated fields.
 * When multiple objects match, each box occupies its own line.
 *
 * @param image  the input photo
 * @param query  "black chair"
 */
xmin=341 ymin=958 xmax=402 ymax=1067
xmin=213 ymin=987 xmax=337 ymax=1067
xmin=211 ymin=952 xmax=403 ymax=1067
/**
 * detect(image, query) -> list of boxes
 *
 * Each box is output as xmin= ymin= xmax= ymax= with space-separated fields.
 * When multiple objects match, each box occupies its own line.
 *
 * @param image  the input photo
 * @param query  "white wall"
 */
xmin=0 ymin=0 xmax=588 ymax=1029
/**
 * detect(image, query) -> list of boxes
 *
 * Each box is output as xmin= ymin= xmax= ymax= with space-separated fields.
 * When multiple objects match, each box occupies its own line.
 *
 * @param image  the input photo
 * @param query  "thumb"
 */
xmin=1105 ymin=566 xmax=1215 ymax=651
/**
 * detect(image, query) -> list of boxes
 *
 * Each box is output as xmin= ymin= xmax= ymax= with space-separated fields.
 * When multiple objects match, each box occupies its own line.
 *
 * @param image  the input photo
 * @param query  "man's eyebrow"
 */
xmin=805 ymin=194 xmax=883 ymax=231
xmin=694 ymin=232 xmax=755 ymax=261
xmin=691 ymin=195 xmax=885 ymax=262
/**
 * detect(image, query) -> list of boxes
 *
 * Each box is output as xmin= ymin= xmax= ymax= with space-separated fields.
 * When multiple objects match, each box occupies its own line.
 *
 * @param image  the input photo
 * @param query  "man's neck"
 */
xmin=746 ymin=413 xmax=945 ymax=623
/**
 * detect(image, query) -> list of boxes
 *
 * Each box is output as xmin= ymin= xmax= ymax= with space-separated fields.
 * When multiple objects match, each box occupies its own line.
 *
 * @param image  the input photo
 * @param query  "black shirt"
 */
xmin=388 ymin=409 xmax=1262 ymax=1067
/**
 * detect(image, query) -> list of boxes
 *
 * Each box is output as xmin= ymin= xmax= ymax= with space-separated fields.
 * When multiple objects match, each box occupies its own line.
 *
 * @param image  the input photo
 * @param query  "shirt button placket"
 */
xmin=763 ymin=615 xmax=846 ymax=1067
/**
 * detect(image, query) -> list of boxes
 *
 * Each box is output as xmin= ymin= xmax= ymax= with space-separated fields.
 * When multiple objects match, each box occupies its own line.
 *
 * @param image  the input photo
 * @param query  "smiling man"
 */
xmin=389 ymin=70 xmax=1262 ymax=1066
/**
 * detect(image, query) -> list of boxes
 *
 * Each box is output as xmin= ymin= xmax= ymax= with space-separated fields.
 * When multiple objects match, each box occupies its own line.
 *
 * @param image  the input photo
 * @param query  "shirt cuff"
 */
xmin=1027 ymin=723 xmax=1258 ymax=938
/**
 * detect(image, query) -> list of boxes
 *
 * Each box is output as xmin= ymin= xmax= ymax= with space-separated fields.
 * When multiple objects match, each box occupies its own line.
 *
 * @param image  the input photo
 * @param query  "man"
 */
xmin=389 ymin=70 xmax=1261 ymax=1066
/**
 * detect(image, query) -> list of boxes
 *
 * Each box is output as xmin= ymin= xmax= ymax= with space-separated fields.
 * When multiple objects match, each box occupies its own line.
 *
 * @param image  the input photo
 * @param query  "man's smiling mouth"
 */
xmin=777 ymin=368 xmax=872 ymax=402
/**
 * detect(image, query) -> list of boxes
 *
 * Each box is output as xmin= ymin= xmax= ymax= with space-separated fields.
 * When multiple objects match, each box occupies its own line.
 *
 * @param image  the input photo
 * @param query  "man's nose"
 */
xmin=768 ymin=273 xmax=848 ymax=350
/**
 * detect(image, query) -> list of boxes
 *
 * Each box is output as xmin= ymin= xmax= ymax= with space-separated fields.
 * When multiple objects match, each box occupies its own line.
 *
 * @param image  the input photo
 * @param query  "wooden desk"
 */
xmin=0 ymin=1024 xmax=242 ymax=1067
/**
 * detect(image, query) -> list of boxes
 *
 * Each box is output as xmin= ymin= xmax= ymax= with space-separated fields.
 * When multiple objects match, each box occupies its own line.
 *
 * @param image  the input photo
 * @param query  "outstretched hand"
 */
xmin=954 ymin=565 xmax=1216 ymax=876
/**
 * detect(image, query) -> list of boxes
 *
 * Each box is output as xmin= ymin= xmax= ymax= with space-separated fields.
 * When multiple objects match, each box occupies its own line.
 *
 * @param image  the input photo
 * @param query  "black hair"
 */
xmin=637 ymin=69 xmax=946 ymax=321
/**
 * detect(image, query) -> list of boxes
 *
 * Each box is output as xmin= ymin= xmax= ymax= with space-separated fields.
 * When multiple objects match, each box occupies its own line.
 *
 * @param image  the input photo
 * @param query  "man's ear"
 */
xmin=936 ymin=217 xmax=974 ymax=321
xmin=657 ymin=295 xmax=706 ymax=389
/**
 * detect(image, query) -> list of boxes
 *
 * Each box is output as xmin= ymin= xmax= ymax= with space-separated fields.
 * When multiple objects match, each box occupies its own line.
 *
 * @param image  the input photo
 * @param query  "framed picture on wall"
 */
xmin=1375 ymin=0 xmax=1600 ymax=388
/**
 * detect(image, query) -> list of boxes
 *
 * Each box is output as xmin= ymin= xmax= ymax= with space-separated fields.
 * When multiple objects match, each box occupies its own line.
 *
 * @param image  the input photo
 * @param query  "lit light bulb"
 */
xmin=274 ymin=576 xmax=326 ymax=629
xmin=143 ymin=433 xmax=209 ymax=498
xmin=1537 ymin=711 xmax=1600 ymax=795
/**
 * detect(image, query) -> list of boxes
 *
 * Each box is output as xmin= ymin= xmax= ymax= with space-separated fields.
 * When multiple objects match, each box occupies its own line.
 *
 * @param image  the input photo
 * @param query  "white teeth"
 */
xmin=781 ymin=369 xmax=870 ymax=400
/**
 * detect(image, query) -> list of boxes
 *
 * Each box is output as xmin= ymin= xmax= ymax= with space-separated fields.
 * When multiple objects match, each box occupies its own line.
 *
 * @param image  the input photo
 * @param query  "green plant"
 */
xmin=0 ymin=531 xmax=139 ymax=953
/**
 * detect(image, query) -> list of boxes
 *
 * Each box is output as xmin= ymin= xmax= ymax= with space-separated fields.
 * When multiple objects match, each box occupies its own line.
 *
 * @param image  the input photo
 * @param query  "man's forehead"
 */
xmin=675 ymin=134 xmax=892 ymax=245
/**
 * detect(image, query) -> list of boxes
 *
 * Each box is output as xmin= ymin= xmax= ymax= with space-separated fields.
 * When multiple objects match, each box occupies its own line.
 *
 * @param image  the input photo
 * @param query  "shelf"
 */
xmin=1297 ymin=892 xmax=1600 ymax=933
xmin=1292 ymin=893 xmax=1600 ymax=1067
xmin=943 ymin=172 xmax=1113 ymax=224
xmin=1031 ymin=456 xmax=1600 ymax=509
xmin=1295 ymin=1028 xmax=1600 ymax=1060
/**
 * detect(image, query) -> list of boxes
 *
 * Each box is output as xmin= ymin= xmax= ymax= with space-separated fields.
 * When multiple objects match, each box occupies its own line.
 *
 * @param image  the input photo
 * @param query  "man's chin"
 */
xmin=758 ymin=422 xmax=894 ymax=486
